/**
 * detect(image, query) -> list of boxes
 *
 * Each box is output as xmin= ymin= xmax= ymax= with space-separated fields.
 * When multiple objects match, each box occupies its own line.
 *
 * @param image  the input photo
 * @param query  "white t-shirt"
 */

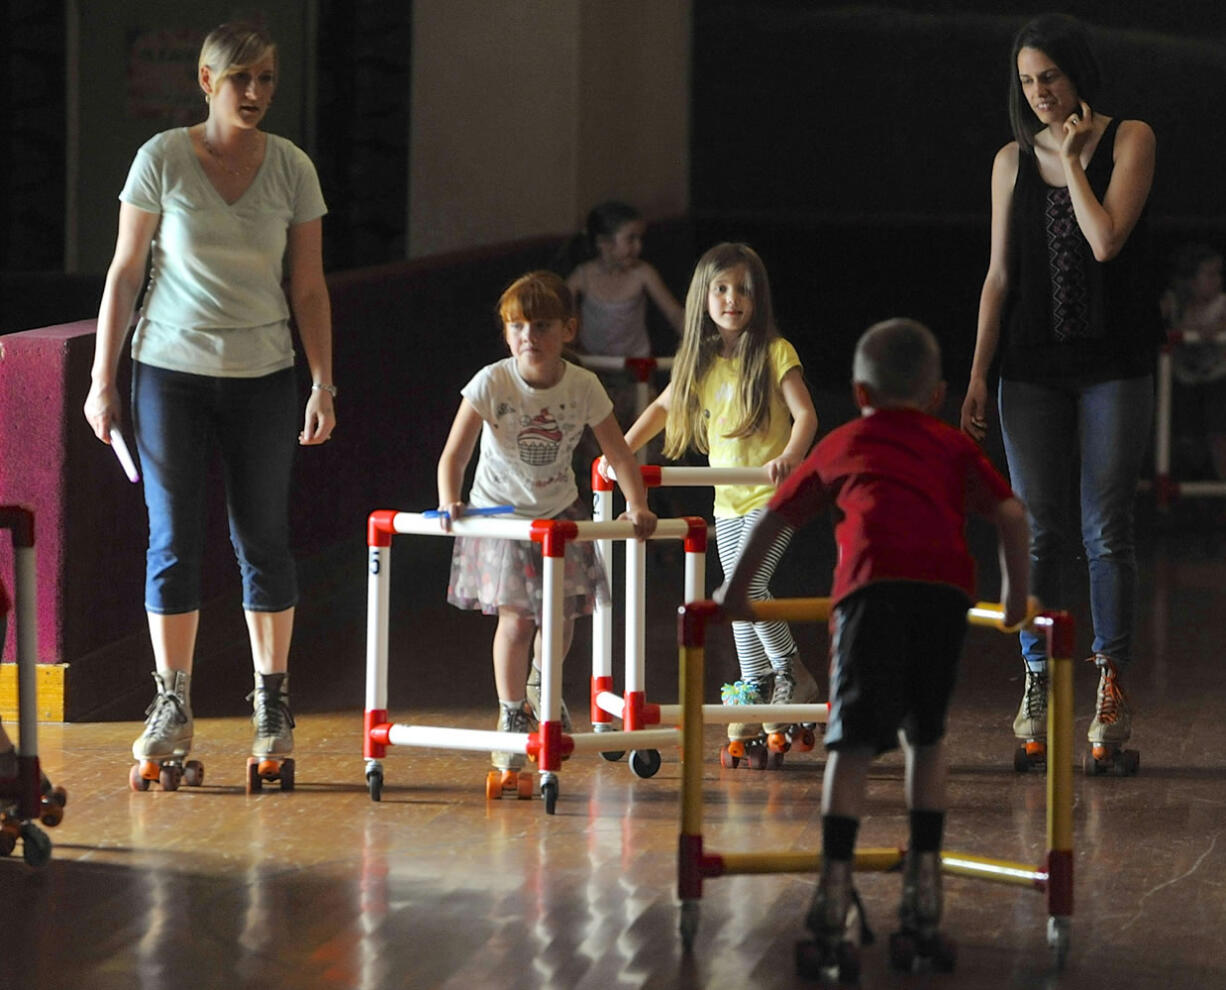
xmin=462 ymin=358 xmax=614 ymax=518
xmin=119 ymin=128 xmax=328 ymax=377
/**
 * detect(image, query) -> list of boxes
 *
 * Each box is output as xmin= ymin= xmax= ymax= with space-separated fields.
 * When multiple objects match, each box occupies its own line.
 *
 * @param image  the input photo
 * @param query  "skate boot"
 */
xmin=719 ymin=677 xmax=770 ymax=769
xmin=763 ymin=656 xmax=822 ymax=757
xmin=487 ymin=700 xmax=537 ymax=801
xmin=796 ymin=858 xmax=873 ymax=981
xmin=130 ymin=670 xmax=204 ymax=792
xmin=246 ymin=672 xmax=296 ymax=793
xmin=1012 ymin=664 xmax=1049 ymax=772
xmin=1085 ymin=656 xmax=1138 ymax=776
xmin=525 ymin=664 xmax=573 ymax=733
xmin=889 ymin=849 xmax=957 ymax=972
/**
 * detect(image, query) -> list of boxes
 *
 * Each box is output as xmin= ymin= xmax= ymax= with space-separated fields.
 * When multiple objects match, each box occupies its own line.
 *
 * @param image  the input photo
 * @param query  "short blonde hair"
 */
xmin=852 ymin=318 xmax=942 ymax=406
xmin=497 ymin=271 xmax=576 ymax=325
xmin=199 ymin=22 xmax=277 ymax=84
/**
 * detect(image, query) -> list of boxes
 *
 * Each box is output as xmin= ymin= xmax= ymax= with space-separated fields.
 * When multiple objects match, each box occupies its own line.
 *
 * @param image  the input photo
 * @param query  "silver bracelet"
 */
xmin=311 ymin=382 xmax=339 ymax=398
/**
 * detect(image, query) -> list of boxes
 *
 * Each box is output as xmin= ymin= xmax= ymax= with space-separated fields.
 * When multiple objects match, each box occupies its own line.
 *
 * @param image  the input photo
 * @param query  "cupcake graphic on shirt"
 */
xmin=517 ymin=408 xmax=563 ymax=466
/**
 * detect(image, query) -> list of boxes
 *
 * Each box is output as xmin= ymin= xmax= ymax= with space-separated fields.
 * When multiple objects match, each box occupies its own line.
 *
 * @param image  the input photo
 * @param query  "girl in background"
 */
xmin=612 ymin=242 xmax=820 ymax=762
xmin=436 ymin=271 xmax=655 ymax=774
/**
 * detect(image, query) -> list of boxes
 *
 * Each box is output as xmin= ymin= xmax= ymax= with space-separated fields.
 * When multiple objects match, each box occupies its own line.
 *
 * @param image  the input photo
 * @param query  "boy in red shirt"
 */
xmin=717 ymin=318 xmax=1029 ymax=974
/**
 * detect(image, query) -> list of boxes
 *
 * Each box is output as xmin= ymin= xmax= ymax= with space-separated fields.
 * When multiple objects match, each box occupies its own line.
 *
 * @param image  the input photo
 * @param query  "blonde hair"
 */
xmin=663 ymin=243 xmax=779 ymax=459
xmin=497 ymin=271 xmax=577 ymax=325
xmin=199 ymin=22 xmax=277 ymax=85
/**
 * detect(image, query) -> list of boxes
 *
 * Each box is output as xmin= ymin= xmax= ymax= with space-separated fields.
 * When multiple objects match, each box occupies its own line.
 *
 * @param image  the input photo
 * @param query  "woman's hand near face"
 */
xmin=1060 ymin=100 xmax=1093 ymax=161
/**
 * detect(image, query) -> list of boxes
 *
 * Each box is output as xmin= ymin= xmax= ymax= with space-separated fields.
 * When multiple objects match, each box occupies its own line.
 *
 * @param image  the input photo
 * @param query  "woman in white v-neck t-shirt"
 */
xmin=83 ymin=22 xmax=334 ymax=783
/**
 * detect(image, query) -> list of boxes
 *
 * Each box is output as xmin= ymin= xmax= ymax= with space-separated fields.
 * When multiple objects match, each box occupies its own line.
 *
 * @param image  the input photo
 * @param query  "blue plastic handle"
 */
xmin=423 ymin=504 xmax=515 ymax=519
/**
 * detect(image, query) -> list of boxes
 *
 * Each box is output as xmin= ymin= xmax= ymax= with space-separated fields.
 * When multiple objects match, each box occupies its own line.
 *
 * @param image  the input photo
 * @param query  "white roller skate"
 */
xmin=1012 ymin=664 xmax=1048 ymax=772
xmin=796 ymin=858 xmax=873 ymax=982
xmin=889 ymin=849 xmax=957 ymax=972
xmin=130 ymin=670 xmax=204 ymax=792
xmin=763 ymin=656 xmax=821 ymax=759
xmin=719 ymin=677 xmax=772 ymax=770
xmin=486 ymin=700 xmax=537 ymax=801
xmin=525 ymin=664 xmax=572 ymax=733
xmin=246 ymin=671 xmax=295 ymax=793
xmin=1085 ymin=656 xmax=1138 ymax=776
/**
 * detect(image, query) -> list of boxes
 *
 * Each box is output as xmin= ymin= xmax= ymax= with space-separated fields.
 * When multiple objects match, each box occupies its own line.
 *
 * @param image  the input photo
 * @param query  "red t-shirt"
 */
xmin=769 ymin=408 xmax=1015 ymax=605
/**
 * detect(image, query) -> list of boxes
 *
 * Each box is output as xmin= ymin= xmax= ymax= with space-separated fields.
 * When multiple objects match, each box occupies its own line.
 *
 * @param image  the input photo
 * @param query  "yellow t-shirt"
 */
xmin=699 ymin=336 xmax=803 ymax=517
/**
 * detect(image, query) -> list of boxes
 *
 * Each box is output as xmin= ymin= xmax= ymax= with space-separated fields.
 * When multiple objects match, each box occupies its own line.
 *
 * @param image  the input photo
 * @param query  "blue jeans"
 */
xmin=133 ymin=362 xmax=299 ymax=614
xmin=998 ymin=375 xmax=1152 ymax=671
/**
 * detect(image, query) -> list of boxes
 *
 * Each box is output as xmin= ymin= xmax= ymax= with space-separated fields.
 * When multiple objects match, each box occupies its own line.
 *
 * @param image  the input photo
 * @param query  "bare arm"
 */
xmin=435 ymin=398 xmax=483 ymax=531
xmin=766 ymin=367 xmax=818 ymax=484
xmin=288 ymin=218 xmax=335 ymax=445
xmin=993 ymin=496 xmax=1031 ymax=628
xmin=639 ymin=263 xmax=685 ymax=336
xmin=623 ymin=379 xmax=673 ymax=454
xmin=1061 ymin=108 xmax=1155 ymax=262
xmin=83 ymin=203 xmax=160 ymax=442
xmin=712 ymin=508 xmax=790 ymax=620
xmin=591 ymin=413 xmax=657 ymax=539
xmin=961 ymin=142 xmax=1018 ymax=441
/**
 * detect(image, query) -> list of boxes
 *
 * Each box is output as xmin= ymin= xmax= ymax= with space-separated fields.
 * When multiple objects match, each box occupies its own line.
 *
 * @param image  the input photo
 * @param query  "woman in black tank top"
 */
xmin=958 ymin=14 xmax=1158 ymax=773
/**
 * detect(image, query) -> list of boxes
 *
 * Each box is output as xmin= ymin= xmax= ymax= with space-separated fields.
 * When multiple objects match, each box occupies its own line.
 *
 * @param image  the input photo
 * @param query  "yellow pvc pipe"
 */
xmin=1048 ymin=653 xmax=1074 ymax=852
xmin=716 ymin=847 xmax=903 ymax=877
xmin=679 ymin=642 xmax=705 ymax=837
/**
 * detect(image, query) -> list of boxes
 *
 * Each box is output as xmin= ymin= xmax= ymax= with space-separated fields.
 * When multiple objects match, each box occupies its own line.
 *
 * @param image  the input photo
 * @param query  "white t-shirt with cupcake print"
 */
xmin=461 ymin=358 xmax=614 ymax=518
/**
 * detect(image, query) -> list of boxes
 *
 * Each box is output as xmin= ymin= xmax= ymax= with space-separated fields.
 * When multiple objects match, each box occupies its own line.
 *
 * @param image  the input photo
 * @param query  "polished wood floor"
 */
xmin=5 ymin=511 xmax=1226 ymax=989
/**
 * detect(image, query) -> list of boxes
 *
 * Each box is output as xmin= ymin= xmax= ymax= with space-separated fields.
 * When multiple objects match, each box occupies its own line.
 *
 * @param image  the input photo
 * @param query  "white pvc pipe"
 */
xmin=387 ymin=724 xmax=530 ymax=754
xmin=365 ymin=545 xmax=391 ymax=712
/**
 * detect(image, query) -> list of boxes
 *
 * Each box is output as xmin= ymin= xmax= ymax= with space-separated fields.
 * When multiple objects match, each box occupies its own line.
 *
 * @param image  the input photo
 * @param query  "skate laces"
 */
xmin=1022 ymin=670 xmax=1048 ymax=718
xmin=502 ymin=703 xmax=535 ymax=734
xmin=145 ymin=690 xmax=187 ymax=731
xmin=1088 ymin=657 xmax=1127 ymax=725
xmin=250 ymin=688 xmax=295 ymax=736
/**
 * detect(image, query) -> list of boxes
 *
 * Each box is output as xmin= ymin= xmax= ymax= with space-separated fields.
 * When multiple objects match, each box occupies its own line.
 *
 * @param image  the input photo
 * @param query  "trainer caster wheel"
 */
xmin=1047 ymin=916 xmax=1071 ymax=969
xmin=1014 ymin=739 xmax=1047 ymax=773
xmin=1084 ymin=745 xmax=1140 ymax=776
xmin=888 ymin=930 xmax=957 ymax=973
xmin=485 ymin=769 xmax=534 ymax=801
xmin=594 ymin=723 xmax=625 ymax=761
xmin=629 ymin=749 xmax=661 ymax=779
xmin=20 ymin=821 xmax=51 ymax=868
xmin=795 ymin=937 xmax=860 ymax=983
xmin=679 ymin=900 xmax=700 ymax=952
xmin=719 ymin=743 xmax=740 ymax=769
xmin=540 ymin=774 xmax=559 ymax=815
xmin=247 ymin=756 xmax=295 ymax=793
xmin=367 ymin=767 xmax=384 ymax=802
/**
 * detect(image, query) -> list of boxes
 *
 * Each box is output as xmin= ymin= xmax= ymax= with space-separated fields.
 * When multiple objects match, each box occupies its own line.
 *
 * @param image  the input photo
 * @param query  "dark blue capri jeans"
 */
xmin=133 ymin=362 xmax=299 ymax=615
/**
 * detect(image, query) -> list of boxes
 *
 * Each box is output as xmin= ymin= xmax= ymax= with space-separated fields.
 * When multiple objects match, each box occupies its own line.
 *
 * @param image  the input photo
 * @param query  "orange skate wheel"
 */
xmin=129 ymin=764 xmax=150 ymax=791
xmin=767 ymin=731 xmax=789 ymax=754
xmin=486 ymin=770 xmax=504 ymax=800
xmin=140 ymin=760 xmax=162 ymax=782
xmin=727 ymin=739 xmax=746 ymax=760
xmin=258 ymin=759 xmax=280 ymax=779
xmin=516 ymin=773 xmax=534 ymax=799
xmin=793 ymin=728 xmax=817 ymax=752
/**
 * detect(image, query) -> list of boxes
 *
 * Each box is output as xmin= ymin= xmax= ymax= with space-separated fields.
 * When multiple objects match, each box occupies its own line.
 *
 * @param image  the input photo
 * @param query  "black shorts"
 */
xmin=824 ymin=582 xmax=970 ymax=755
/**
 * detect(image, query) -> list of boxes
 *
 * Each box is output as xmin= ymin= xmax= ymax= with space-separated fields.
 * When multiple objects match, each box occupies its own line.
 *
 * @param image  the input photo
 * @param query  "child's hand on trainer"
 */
xmin=620 ymin=506 xmax=658 ymax=541
xmin=712 ymin=582 xmax=754 ymax=621
xmin=436 ymin=501 xmax=466 ymax=533
xmin=765 ymin=452 xmax=800 ymax=485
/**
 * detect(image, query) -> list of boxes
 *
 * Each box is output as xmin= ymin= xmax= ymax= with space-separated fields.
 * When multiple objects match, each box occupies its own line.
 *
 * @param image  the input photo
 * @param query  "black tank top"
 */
xmin=1000 ymin=118 xmax=1161 ymax=384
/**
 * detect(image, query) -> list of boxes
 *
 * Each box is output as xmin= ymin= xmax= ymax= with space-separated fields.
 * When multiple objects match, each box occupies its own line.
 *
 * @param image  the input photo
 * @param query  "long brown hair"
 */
xmin=663 ymin=243 xmax=779 ymax=458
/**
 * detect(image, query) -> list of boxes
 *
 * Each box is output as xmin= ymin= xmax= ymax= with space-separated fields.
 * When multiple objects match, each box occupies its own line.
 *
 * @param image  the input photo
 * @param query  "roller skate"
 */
xmin=525 ymin=664 xmax=573 ymax=732
xmin=130 ymin=670 xmax=204 ymax=792
xmin=796 ymin=858 xmax=874 ymax=982
xmin=486 ymin=700 xmax=536 ymax=801
xmin=1084 ymin=656 xmax=1139 ymax=776
xmin=889 ymin=849 xmax=957 ymax=972
xmin=763 ymin=656 xmax=821 ymax=759
xmin=719 ymin=677 xmax=773 ymax=769
xmin=1012 ymin=664 xmax=1048 ymax=772
xmin=246 ymin=672 xmax=295 ymax=793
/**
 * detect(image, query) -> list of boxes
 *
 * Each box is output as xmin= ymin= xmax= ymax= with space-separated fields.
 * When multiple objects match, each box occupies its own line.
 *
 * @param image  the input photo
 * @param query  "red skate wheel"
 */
xmin=516 ymin=773 xmax=534 ymax=799
xmin=793 ymin=728 xmax=817 ymax=752
xmin=486 ymin=770 xmax=504 ymax=800
xmin=746 ymin=746 xmax=768 ymax=771
xmin=129 ymin=764 xmax=150 ymax=792
xmin=765 ymin=750 xmax=785 ymax=771
xmin=159 ymin=765 xmax=182 ymax=791
xmin=719 ymin=744 xmax=739 ymax=769
xmin=48 ymin=785 xmax=68 ymax=808
xmin=766 ymin=731 xmax=789 ymax=754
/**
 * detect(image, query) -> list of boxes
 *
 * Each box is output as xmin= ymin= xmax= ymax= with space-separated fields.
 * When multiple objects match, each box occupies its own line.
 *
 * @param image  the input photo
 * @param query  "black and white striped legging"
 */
xmin=715 ymin=508 xmax=798 ymax=680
